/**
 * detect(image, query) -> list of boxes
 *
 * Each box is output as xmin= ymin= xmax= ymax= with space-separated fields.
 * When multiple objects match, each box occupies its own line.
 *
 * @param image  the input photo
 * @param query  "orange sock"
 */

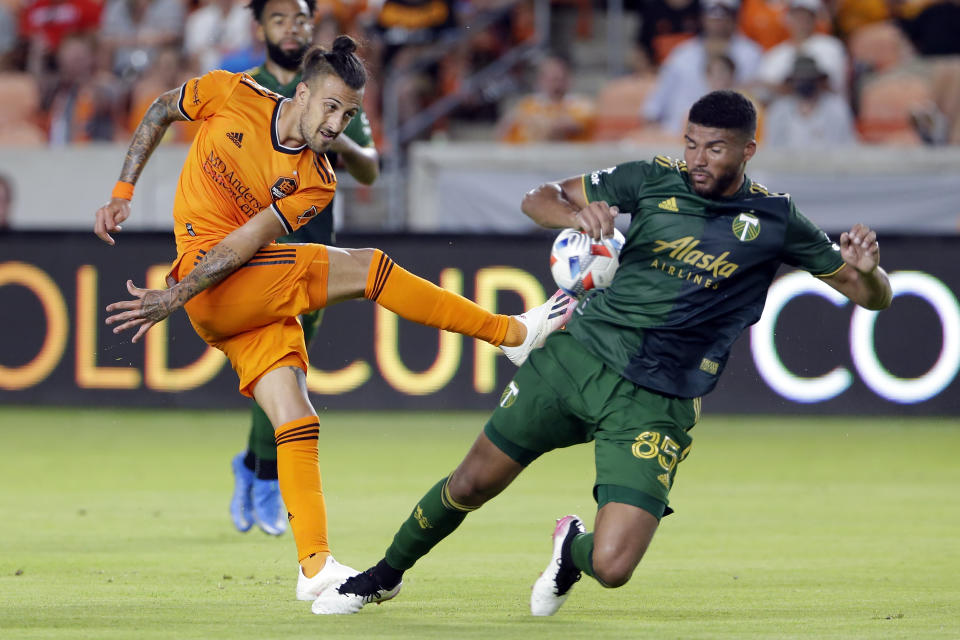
xmin=275 ymin=416 xmax=328 ymax=568
xmin=364 ymin=249 xmax=515 ymax=346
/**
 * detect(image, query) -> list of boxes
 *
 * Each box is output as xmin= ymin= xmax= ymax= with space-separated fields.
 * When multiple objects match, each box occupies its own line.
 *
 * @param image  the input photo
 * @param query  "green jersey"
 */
xmin=245 ymin=64 xmax=375 ymax=243
xmin=570 ymin=155 xmax=845 ymax=399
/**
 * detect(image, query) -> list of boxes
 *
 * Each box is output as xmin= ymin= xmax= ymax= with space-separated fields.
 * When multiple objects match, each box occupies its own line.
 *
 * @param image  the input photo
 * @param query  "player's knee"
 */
xmin=445 ymin=471 xmax=494 ymax=509
xmin=591 ymin=549 xmax=638 ymax=588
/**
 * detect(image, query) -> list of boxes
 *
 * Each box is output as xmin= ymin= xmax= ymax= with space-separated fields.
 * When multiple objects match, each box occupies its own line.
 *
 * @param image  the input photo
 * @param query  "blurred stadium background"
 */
xmin=1 ymin=0 xmax=959 ymax=636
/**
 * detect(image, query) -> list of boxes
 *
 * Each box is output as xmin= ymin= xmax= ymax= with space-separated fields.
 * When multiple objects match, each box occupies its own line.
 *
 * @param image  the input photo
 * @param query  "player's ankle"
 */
xmin=504 ymin=317 xmax=526 ymax=347
xmin=301 ymin=551 xmax=332 ymax=578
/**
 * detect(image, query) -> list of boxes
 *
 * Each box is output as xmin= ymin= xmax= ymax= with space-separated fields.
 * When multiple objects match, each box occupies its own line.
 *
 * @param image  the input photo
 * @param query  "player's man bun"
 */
xmin=302 ymin=35 xmax=366 ymax=90
xmin=331 ymin=35 xmax=357 ymax=55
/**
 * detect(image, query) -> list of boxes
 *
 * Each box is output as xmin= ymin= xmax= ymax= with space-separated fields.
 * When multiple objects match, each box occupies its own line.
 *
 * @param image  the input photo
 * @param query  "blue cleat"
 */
xmin=229 ymin=453 xmax=255 ymax=532
xmin=252 ymin=478 xmax=287 ymax=536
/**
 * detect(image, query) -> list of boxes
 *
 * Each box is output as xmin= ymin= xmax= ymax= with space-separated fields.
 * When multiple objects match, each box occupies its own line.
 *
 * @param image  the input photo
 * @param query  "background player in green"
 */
xmin=229 ymin=0 xmax=380 ymax=536
xmin=311 ymin=90 xmax=894 ymax=615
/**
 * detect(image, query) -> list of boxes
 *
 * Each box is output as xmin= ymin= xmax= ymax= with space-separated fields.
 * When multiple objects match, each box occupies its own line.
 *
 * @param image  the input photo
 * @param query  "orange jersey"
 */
xmin=172 ymin=70 xmax=337 ymax=257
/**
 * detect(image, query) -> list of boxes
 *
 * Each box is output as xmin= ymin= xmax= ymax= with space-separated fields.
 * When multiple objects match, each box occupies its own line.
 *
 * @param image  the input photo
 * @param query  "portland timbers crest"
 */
xmin=499 ymin=381 xmax=519 ymax=408
xmin=732 ymin=212 xmax=760 ymax=242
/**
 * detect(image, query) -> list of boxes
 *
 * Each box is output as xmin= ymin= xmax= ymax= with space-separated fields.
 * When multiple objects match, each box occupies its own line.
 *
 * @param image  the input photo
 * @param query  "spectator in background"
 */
xmin=705 ymin=52 xmax=736 ymax=90
xmin=127 ymin=44 xmax=199 ymax=142
xmin=44 ymin=33 xmax=125 ymax=144
xmin=19 ymin=0 xmax=102 ymax=76
xmin=633 ymin=0 xmax=701 ymax=69
xmin=184 ymin=0 xmax=252 ymax=73
xmin=99 ymin=0 xmax=185 ymax=80
xmin=898 ymin=0 xmax=960 ymax=56
xmin=497 ymin=52 xmax=594 ymax=143
xmin=833 ymin=0 xmax=890 ymax=39
xmin=764 ymin=55 xmax=856 ymax=147
xmin=643 ymin=0 xmax=762 ymax=134
xmin=1 ymin=3 xmax=18 ymax=66
xmin=0 ymin=173 xmax=12 ymax=232
xmin=756 ymin=0 xmax=847 ymax=99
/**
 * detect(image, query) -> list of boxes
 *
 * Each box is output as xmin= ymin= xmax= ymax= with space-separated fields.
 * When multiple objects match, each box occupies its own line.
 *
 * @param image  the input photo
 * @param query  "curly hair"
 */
xmin=688 ymin=90 xmax=757 ymax=139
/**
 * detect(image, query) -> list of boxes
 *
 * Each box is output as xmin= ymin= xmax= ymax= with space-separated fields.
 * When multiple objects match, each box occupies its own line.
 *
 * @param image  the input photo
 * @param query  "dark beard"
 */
xmin=692 ymin=166 xmax=741 ymax=199
xmin=266 ymin=40 xmax=306 ymax=71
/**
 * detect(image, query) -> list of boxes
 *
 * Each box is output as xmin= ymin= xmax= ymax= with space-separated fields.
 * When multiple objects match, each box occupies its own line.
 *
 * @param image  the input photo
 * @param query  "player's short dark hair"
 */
xmin=301 ymin=35 xmax=366 ymax=90
xmin=247 ymin=0 xmax=316 ymax=23
xmin=688 ymin=90 xmax=757 ymax=139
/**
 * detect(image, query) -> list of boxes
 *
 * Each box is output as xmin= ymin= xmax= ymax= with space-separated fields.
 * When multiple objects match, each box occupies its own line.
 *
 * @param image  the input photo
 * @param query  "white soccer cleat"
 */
xmin=311 ymin=568 xmax=402 ymax=615
xmin=530 ymin=514 xmax=586 ymax=616
xmin=501 ymin=289 xmax=577 ymax=366
xmin=295 ymin=556 xmax=359 ymax=601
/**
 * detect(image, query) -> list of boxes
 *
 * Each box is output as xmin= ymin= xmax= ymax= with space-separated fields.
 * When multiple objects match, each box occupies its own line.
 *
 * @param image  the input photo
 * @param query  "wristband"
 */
xmin=111 ymin=181 xmax=134 ymax=200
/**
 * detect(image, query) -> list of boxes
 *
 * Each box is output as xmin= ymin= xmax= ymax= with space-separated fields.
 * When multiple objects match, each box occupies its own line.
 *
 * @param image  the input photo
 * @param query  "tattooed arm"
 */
xmin=104 ymin=210 xmax=285 ymax=343
xmin=94 ymin=89 xmax=185 ymax=245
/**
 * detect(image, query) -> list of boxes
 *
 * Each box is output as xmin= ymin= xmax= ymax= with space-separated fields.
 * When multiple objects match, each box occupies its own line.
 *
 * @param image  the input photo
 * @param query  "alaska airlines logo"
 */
xmin=651 ymin=236 xmax=740 ymax=280
xmin=732 ymin=213 xmax=760 ymax=241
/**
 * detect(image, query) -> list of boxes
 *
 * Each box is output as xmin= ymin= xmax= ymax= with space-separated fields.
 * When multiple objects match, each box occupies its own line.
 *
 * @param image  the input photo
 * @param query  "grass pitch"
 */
xmin=0 ymin=407 xmax=957 ymax=639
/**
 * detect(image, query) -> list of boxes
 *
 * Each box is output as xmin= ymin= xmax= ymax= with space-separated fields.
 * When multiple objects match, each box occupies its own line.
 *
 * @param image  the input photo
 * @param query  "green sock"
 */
xmin=571 ymin=532 xmax=596 ymax=579
xmin=247 ymin=401 xmax=277 ymax=462
xmin=384 ymin=476 xmax=477 ymax=571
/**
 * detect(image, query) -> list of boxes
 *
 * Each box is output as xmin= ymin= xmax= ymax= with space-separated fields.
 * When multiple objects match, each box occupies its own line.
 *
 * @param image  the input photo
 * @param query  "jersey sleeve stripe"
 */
xmin=271 ymin=203 xmax=294 ymax=235
xmin=580 ymin=174 xmax=590 ymax=204
xmin=813 ymin=262 xmax=847 ymax=278
xmin=177 ymin=82 xmax=192 ymax=121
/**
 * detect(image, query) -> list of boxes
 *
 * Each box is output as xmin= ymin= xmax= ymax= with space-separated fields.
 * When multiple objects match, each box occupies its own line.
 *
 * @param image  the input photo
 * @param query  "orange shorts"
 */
xmin=171 ymin=243 xmax=330 ymax=397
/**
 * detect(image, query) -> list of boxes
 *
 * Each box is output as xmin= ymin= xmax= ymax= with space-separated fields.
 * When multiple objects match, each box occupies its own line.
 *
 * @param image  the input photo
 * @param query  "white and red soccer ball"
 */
xmin=550 ymin=227 xmax=625 ymax=298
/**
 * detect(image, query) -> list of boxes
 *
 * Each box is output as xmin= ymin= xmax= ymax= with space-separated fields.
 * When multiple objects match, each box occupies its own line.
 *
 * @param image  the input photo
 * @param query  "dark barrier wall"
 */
xmin=1 ymin=232 xmax=957 ymax=415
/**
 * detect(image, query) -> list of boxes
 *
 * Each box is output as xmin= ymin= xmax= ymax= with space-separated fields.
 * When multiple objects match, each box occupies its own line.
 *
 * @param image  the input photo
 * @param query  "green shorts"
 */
xmin=485 ymin=332 xmax=698 ymax=519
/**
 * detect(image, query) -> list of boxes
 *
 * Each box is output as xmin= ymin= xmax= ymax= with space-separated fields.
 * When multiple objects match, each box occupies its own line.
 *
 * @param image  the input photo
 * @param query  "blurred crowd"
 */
xmin=0 ymin=0 xmax=959 ymax=150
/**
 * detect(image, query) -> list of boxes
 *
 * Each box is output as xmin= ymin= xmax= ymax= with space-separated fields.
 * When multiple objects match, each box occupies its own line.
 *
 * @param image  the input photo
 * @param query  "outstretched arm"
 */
xmin=328 ymin=134 xmax=379 ymax=185
xmin=521 ymin=176 xmax=618 ymax=239
xmin=822 ymin=223 xmax=892 ymax=310
xmin=105 ymin=210 xmax=285 ymax=342
xmin=94 ymin=88 xmax=185 ymax=245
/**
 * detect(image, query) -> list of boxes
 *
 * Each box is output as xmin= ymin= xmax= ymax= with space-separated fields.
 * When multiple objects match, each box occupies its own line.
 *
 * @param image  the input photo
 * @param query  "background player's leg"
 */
xmin=252 ymin=367 xmax=333 ymax=579
xmin=244 ymin=402 xmax=285 ymax=535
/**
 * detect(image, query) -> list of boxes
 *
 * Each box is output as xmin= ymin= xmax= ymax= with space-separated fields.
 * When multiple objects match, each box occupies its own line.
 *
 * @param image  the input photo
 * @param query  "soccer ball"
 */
xmin=550 ymin=227 xmax=625 ymax=298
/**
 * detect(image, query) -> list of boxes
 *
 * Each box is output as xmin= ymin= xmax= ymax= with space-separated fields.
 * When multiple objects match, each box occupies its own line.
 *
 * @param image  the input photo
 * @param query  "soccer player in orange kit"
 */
xmin=93 ymin=35 xmax=573 ymax=608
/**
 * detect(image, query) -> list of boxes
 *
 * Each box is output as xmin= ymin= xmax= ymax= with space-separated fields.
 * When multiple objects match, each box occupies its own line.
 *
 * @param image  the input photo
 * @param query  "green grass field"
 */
xmin=0 ymin=407 xmax=958 ymax=639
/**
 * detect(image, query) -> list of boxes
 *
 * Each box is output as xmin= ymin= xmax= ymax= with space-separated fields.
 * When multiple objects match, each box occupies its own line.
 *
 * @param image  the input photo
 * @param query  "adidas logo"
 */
xmin=658 ymin=197 xmax=679 ymax=212
xmin=226 ymin=131 xmax=244 ymax=148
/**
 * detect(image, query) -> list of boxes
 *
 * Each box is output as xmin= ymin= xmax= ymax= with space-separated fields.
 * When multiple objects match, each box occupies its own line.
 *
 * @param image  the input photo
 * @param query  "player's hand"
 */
xmin=94 ymin=197 xmax=131 ymax=245
xmin=839 ymin=223 xmax=880 ymax=274
xmin=105 ymin=280 xmax=175 ymax=343
xmin=575 ymin=202 xmax=619 ymax=240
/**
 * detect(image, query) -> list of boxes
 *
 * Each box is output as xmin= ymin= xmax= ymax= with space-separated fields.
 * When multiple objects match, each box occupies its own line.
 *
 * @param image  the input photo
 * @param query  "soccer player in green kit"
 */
xmin=312 ymin=90 xmax=893 ymax=615
xmin=229 ymin=0 xmax=380 ymax=536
